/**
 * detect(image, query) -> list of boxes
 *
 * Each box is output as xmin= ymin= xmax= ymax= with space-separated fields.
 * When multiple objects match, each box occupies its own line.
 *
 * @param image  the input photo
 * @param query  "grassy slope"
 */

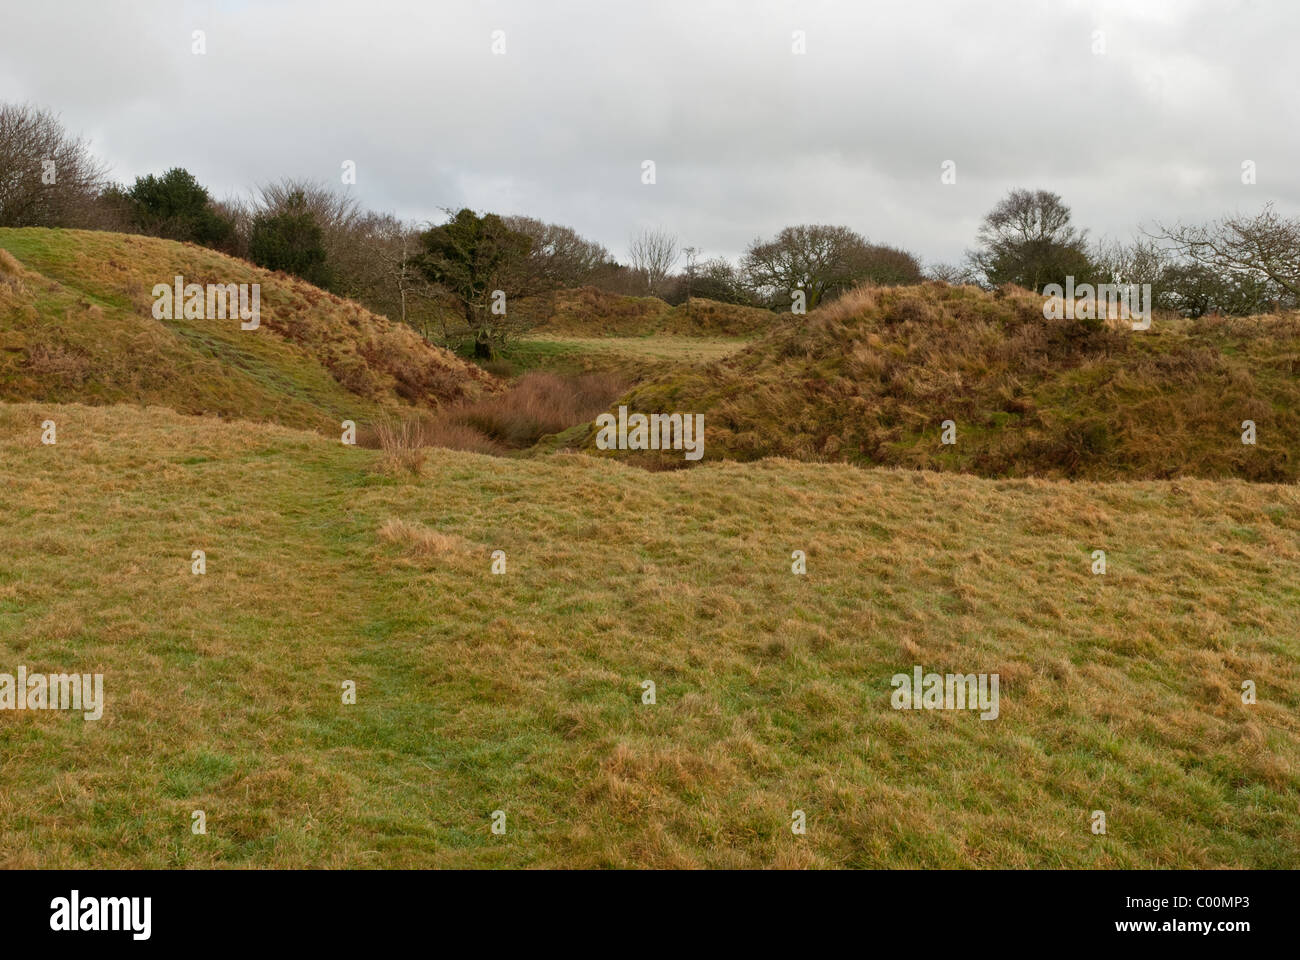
xmin=587 ymin=283 xmax=1300 ymax=480
xmin=2 ymin=401 xmax=1297 ymax=868
xmin=534 ymin=286 xmax=775 ymax=337
xmin=509 ymin=289 xmax=767 ymax=380
xmin=0 ymin=228 xmax=497 ymax=432
xmin=497 ymin=335 xmax=750 ymax=380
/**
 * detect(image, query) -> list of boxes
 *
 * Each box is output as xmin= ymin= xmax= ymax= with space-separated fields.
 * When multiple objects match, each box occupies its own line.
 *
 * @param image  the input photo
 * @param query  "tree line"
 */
xmin=933 ymin=188 xmax=1300 ymax=318
xmin=2 ymin=102 xmax=1297 ymax=359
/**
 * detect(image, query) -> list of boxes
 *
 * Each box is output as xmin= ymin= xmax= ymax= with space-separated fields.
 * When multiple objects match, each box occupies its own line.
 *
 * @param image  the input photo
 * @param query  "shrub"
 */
xmin=250 ymin=192 xmax=332 ymax=289
xmin=458 ymin=371 xmax=629 ymax=447
xmin=372 ymin=416 xmax=428 ymax=476
xmin=119 ymin=168 xmax=234 ymax=249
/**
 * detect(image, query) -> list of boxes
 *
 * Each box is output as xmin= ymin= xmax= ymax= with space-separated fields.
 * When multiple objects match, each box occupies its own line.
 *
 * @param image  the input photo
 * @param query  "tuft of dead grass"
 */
xmin=25 ymin=342 xmax=92 ymax=386
xmin=373 ymin=416 xmax=429 ymax=476
xmin=456 ymin=371 xmax=630 ymax=447
xmin=377 ymin=517 xmax=471 ymax=557
xmin=360 ymin=371 xmax=631 ymax=456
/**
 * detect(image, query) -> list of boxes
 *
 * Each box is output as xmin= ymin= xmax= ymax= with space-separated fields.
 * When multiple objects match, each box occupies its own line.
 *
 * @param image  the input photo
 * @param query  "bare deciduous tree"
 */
xmin=331 ymin=211 xmax=462 ymax=343
xmin=0 ymin=102 xmax=108 ymax=227
xmin=741 ymin=224 xmax=873 ymax=309
xmin=252 ymin=178 xmax=361 ymax=281
xmin=504 ymin=216 xmax=610 ymax=289
xmin=690 ymin=255 xmax=755 ymax=305
xmin=1153 ymin=203 xmax=1300 ymax=300
xmin=966 ymin=189 xmax=1093 ymax=292
xmin=925 ymin=261 xmax=978 ymax=285
xmin=362 ymin=214 xmax=424 ymax=327
xmin=255 ymin=178 xmax=360 ymax=232
xmin=628 ymin=228 xmax=680 ymax=296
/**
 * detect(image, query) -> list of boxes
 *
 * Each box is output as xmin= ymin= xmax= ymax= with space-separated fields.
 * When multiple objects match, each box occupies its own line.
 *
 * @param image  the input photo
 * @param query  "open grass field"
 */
xmin=532 ymin=286 xmax=775 ymax=338
xmin=7 ymin=2 xmax=1300 ymax=940
xmin=511 ymin=334 xmax=749 ymax=369
xmin=2 ymin=401 xmax=1298 ymax=868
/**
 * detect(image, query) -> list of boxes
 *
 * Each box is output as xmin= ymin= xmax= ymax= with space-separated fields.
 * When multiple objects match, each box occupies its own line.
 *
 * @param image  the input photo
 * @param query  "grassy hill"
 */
xmin=580 ymin=283 xmax=1300 ymax=480
xmin=1 ymin=401 xmax=1297 ymax=867
xmin=4 ymin=232 xmax=1298 ymax=869
xmin=533 ymin=286 xmax=775 ymax=337
xmin=0 ymin=228 xmax=498 ymax=432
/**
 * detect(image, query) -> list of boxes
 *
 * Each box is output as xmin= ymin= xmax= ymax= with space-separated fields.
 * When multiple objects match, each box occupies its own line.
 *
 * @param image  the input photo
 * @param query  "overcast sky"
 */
xmin=2 ymin=0 xmax=1296 ymax=266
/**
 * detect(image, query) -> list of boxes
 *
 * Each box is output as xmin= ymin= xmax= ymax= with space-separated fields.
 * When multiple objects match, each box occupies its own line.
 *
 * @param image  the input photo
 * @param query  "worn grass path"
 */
xmin=2 ymin=402 xmax=1298 ymax=867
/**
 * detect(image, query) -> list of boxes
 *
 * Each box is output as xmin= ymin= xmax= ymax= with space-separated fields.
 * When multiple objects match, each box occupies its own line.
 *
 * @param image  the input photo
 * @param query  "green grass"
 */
xmin=458 ymin=336 xmax=750 ymax=380
xmin=0 ymin=228 xmax=497 ymax=432
xmin=532 ymin=335 xmax=749 ymax=363
xmin=528 ymin=286 xmax=775 ymax=338
xmin=2 ymin=401 xmax=1297 ymax=868
xmin=488 ymin=335 xmax=749 ymax=376
xmin=4 ymin=228 xmax=1298 ymax=869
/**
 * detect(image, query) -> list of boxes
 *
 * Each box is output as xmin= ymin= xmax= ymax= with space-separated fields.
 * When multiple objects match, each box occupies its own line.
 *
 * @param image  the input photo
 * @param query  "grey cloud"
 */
xmin=1 ymin=0 xmax=1295 ymax=266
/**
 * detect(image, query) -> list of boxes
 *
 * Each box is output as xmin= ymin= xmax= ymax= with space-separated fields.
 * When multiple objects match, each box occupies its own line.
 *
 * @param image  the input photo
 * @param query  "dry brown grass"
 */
xmin=591 ymin=281 xmax=1300 ymax=480
xmin=2 ymin=401 xmax=1298 ymax=868
xmin=377 ymin=517 xmax=473 ymax=557
xmin=361 ymin=371 xmax=632 ymax=456
xmin=523 ymin=335 xmax=748 ymax=364
xmin=0 ymin=227 xmax=501 ymax=428
xmin=23 ymin=342 xmax=93 ymax=386
xmin=533 ymin=286 xmax=774 ymax=337
xmin=532 ymin=287 xmax=673 ymax=335
xmin=373 ymin=416 xmax=429 ymax=476
xmin=456 ymin=371 xmax=630 ymax=447
xmin=415 ymin=418 xmax=508 ymax=455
